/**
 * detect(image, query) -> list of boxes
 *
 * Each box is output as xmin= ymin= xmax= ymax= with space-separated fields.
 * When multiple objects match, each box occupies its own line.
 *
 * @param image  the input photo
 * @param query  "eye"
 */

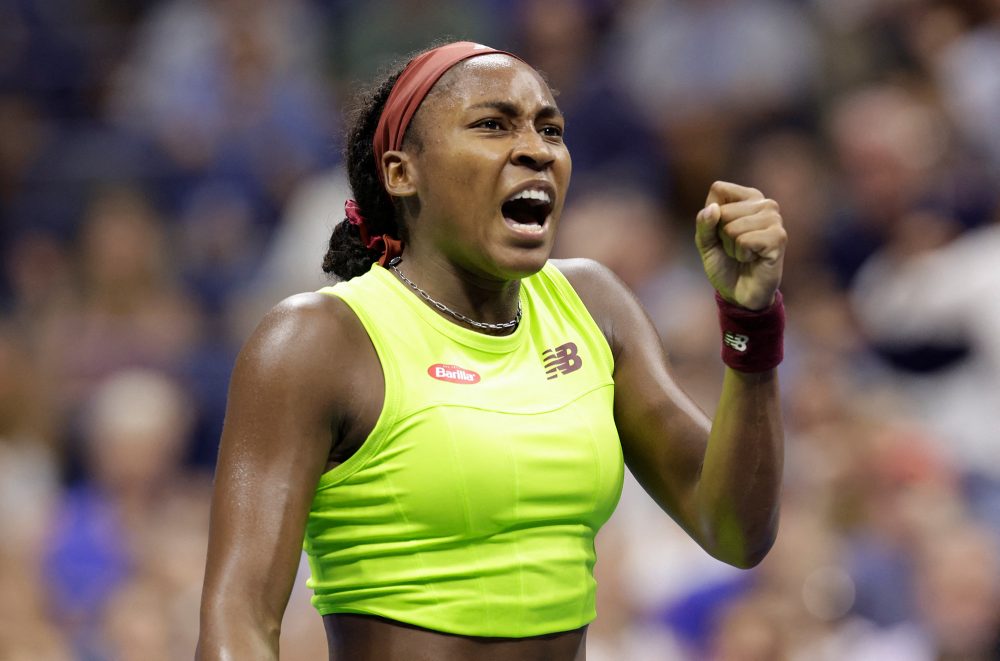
xmin=540 ymin=124 xmax=564 ymax=139
xmin=473 ymin=118 xmax=504 ymax=130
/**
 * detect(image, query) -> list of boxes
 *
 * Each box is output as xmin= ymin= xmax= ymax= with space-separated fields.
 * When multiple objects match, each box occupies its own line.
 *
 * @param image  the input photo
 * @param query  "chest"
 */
xmin=350 ymin=325 xmax=623 ymax=538
xmin=384 ymin=383 xmax=622 ymax=538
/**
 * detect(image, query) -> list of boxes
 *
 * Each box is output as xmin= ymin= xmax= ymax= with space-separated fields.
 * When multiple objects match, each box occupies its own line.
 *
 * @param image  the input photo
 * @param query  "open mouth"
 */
xmin=501 ymin=188 xmax=553 ymax=231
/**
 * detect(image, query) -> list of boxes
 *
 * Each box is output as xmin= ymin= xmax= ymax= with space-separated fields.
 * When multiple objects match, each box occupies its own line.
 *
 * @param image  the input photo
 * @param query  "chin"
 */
xmin=489 ymin=244 xmax=553 ymax=280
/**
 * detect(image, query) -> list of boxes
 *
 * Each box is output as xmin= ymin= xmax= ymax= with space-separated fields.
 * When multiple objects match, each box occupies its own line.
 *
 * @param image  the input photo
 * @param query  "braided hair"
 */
xmin=322 ymin=66 xmax=408 ymax=280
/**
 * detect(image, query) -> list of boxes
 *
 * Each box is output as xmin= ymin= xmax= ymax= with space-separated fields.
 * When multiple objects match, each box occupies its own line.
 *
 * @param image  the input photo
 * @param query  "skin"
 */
xmin=197 ymin=55 xmax=786 ymax=660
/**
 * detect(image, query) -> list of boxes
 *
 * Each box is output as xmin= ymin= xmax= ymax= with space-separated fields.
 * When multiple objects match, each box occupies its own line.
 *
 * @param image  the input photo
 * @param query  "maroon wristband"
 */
xmin=716 ymin=290 xmax=785 ymax=372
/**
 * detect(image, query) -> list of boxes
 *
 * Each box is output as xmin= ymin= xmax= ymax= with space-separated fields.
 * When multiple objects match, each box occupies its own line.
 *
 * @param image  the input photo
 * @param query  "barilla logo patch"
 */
xmin=428 ymin=364 xmax=481 ymax=384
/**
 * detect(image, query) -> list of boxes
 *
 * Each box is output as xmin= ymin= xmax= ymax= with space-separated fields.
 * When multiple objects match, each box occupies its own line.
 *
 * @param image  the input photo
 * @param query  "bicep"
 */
xmin=201 ymin=296 xmax=345 ymax=632
xmin=611 ymin=298 xmax=712 ymax=530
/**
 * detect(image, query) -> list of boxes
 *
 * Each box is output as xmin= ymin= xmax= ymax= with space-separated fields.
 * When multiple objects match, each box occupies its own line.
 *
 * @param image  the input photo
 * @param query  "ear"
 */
xmin=381 ymin=151 xmax=418 ymax=198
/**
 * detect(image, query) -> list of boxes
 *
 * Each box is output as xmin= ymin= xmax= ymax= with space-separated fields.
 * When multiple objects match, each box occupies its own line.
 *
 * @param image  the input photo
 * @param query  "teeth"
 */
xmin=507 ymin=189 xmax=551 ymax=204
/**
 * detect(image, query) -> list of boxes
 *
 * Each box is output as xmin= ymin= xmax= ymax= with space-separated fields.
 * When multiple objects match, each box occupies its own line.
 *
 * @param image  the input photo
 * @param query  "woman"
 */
xmin=197 ymin=42 xmax=786 ymax=660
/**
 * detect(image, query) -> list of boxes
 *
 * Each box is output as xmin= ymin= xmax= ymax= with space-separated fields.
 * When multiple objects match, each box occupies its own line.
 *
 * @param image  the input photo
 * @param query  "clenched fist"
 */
xmin=695 ymin=181 xmax=787 ymax=311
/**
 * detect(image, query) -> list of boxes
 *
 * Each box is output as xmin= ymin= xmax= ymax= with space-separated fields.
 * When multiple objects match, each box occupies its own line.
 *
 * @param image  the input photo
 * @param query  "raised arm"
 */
xmin=196 ymin=292 xmax=369 ymax=659
xmin=558 ymin=181 xmax=786 ymax=568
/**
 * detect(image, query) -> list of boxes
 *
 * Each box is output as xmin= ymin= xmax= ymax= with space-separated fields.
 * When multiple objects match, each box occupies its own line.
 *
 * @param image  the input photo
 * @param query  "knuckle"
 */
xmin=771 ymin=227 xmax=788 ymax=247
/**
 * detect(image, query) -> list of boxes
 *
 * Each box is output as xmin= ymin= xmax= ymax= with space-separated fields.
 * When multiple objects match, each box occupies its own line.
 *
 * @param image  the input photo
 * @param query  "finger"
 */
xmin=705 ymin=180 xmax=765 ymax=207
xmin=732 ymin=225 xmax=788 ymax=264
xmin=718 ymin=208 xmax=784 ymax=243
xmin=694 ymin=202 xmax=722 ymax=250
xmin=718 ymin=197 xmax=780 ymax=224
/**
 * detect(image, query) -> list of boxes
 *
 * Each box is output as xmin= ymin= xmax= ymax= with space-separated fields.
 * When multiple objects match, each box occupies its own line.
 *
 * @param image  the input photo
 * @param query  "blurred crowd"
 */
xmin=2 ymin=0 xmax=999 ymax=659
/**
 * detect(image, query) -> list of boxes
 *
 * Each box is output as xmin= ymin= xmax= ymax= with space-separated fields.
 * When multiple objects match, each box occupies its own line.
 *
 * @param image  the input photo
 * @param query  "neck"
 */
xmin=388 ymin=254 xmax=523 ymax=334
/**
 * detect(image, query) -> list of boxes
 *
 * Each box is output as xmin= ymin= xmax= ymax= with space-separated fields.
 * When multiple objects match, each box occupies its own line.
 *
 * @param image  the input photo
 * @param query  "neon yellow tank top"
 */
xmin=305 ymin=262 xmax=624 ymax=638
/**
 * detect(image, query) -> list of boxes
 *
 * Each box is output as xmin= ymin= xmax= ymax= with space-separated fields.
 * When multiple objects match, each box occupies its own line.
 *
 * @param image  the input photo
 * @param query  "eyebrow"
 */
xmin=467 ymin=100 xmax=563 ymax=120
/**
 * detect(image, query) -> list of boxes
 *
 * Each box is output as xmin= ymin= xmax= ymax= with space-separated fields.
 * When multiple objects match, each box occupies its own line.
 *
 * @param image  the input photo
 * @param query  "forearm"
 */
xmin=694 ymin=367 xmax=783 ymax=568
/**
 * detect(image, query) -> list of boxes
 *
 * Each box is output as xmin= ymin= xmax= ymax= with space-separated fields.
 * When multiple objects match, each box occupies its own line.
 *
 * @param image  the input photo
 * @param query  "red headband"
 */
xmin=373 ymin=41 xmax=523 ymax=184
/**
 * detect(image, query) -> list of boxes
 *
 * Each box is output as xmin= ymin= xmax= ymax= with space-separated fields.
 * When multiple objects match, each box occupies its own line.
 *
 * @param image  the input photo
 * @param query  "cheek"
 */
xmin=436 ymin=159 xmax=506 ymax=226
xmin=558 ymin=148 xmax=572 ymax=185
xmin=424 ymin=142 xmax=496 ymax=193
xmin=552 ymin=150 xmax=572 ymax=211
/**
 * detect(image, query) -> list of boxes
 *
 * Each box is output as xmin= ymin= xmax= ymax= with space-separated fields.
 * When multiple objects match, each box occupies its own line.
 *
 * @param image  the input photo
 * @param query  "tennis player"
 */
xmin=198 ymin=41 xmax=786 ymax=660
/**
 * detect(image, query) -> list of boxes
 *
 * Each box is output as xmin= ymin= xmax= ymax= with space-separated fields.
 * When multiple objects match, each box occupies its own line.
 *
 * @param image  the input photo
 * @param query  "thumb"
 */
xmin=695 ymin=202 xmax=722 ymax=251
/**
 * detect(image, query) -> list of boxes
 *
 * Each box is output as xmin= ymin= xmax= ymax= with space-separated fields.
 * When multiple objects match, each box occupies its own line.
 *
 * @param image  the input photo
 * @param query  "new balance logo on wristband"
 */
xmin=723 ymin=332 xmax=750 ymax=353
xmin=716 ymin=290 xmax=784 ymax=372
xmin=542 ymin=342 xmax=582 ymax=380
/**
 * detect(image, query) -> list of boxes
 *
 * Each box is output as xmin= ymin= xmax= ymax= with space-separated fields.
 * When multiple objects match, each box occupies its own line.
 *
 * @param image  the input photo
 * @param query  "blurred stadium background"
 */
xmin=2 ymin=0 xmax=1000 ymax=659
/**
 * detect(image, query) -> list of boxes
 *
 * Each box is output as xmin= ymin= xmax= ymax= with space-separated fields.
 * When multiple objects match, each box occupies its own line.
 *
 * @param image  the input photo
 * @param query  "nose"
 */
xmin=510 ymin=129 xmax=555 ymax=171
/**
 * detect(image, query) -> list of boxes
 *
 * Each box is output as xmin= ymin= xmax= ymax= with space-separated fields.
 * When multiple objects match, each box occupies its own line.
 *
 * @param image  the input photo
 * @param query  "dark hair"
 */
xmin=322 ymin=64 xmax=407 ymax=280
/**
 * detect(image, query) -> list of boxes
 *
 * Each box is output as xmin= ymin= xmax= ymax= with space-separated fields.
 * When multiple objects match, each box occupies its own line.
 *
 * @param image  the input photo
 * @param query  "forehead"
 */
xmin=427 ymin=55 xmax=557 ymax=112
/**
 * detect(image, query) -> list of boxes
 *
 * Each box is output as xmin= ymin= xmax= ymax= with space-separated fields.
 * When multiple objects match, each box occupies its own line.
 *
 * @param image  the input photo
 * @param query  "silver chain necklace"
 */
xmin=388 ymin=257 xmax=522 ymax=332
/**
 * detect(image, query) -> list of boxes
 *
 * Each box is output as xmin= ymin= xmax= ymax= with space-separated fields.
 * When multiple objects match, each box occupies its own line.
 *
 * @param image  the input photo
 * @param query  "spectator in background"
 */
xmin=933 ymin=1 xmax=1000 ymax=170
xmin=707 ymin=592 xmax=795 ymax=661
xmin=910 ymin=521 xmax=1000 ymax=659
xmin=612 ymin=0 xmax=820 ymax=217
xmin=110 ymin=0 xmax=337 ymax=229
xmin=1 ymin=227 xmax=75 ymax=347
xmin=175 ymin=181 xmax=266 ymax=317
xmin=0 ymin=324 xmax=57 ymax=558
xmin=102 ymin=484 xmax=217 ymax=661
xmin=850 ymin=216 xmax=1000 ymax=528
xmin=0 ymin=324 xmax=69 ymax=660
xmin=822 ymin=83 xmax=995 ymax=290
xmin=44 ymin=368 xmax=195 ymax=659
xmin=841 ymin=420 xmax=963 ymax=628
xmin=34 ymin=185 xmax=201 ymax=421
xmin=0 ymin=95 xmax=55 ymax=247
xmin=826 ymin=520 xmax=1000 ymax=660
xmin=228 ymin=166 xmax=354 ymax=339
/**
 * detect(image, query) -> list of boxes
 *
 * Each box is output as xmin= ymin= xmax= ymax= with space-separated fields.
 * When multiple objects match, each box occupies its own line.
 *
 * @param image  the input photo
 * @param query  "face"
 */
xmin=393 ymin=55 xmax=572 ymax=281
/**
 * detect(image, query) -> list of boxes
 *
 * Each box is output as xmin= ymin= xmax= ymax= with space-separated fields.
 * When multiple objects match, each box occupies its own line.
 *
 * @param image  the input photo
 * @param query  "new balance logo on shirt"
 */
xmin=542 ymin=342 xmax=582 ymax=380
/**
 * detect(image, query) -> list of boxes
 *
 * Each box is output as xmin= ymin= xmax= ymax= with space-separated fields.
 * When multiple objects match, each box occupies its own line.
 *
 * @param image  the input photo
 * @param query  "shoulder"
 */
xmin=551 ymin=259 xmax=660 ymax=360
xmin=548 ymin=258 xmax=641 ymax=356
xmin=235 ymin=290 xmax=369 ymax=390
xmin=252 ymin=291 xmax=358 ymax=352
xmin=547 ymin=257 xmax=632 ymax=307
xmin=548 ymin=257 xmax=618 ymax=289
xmin=548 ymin=255 xmax=635 ymax=300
